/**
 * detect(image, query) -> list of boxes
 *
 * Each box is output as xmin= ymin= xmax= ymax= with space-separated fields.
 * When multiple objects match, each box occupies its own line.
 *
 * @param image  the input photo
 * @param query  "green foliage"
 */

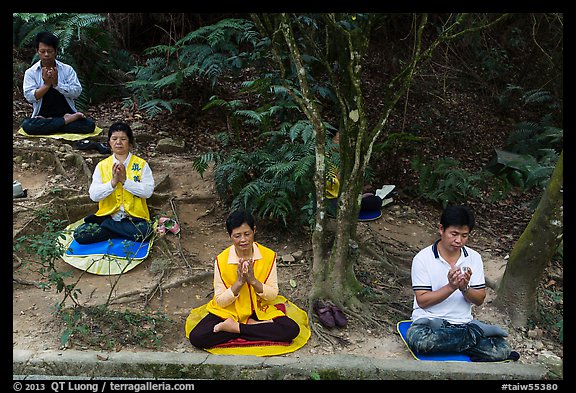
xmin=13 ymin=208 xmax=80 ymax=307
xmin=555 ymin=319 xmax=563 ymax=344
xmin=488 ymin=114 xmax=562 ymax=195
xmin=411 ymin=157 xmax=482 ymax=207
xmin=60 ymin=305 xmax=173 ymax=349
xmin=540 ymin=288 xmax=563 ymax=344
xmin=125 ymin=18 xmax=260 ymax=118
xmin=198 ymin=140 xmax=316 ymax=226
xmin=60 ymin=307 xmax=88 ymax=346
xmin=506 ymin=117 xmax=562 ymax=159
xmin=192 ymin=77 xmax=337 ymax=227
xmin=192 ymin=115 xmax=340 ymax=227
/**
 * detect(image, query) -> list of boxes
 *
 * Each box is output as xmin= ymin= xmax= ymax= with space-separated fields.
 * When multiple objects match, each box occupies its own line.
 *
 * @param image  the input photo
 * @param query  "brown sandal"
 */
xmin=313 ymin=300 xmax=335 ymax=328
xmin=330 ymin=304 xmax=348 ymax=328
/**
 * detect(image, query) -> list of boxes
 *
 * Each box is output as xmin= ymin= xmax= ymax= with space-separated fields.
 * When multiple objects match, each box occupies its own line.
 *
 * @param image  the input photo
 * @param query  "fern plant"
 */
xmin=506 ymin=116 xmax=563 ymax=160
xmin=124 ymin=18 xmax=260 ymax=118
xmin=193 ymin=130 xmax=317 ymax=226
xmin=495 ymin=113 xmax=562 ymax=194
xmin=411 ymin=157 xmax=482 ymax=207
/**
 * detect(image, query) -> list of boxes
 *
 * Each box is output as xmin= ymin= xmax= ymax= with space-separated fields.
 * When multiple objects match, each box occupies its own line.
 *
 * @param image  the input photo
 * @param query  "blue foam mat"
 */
xmin=66 ymin=238 xmax=151 ymax=259
xmin=358 ymin=209 xmax=382 ymax=221
xmin=397 ymin=320 xmax=472 ymax=362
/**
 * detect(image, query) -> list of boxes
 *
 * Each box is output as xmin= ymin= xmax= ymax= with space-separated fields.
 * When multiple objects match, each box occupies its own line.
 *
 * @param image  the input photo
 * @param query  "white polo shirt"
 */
xmin=410 ymin=240 xmax=486 ymax=324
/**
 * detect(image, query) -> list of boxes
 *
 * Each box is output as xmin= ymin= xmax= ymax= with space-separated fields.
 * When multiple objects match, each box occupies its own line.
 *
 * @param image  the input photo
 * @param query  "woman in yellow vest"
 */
xmin=73 ymin=122 xmax=154 ymax=244
xmin=187 ymin=210 xmax=300 ymax=349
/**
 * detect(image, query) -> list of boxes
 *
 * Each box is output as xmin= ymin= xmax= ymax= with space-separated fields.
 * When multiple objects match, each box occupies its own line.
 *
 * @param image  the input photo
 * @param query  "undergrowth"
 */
xmin=61 ymin=305 xmax=174 ymax=350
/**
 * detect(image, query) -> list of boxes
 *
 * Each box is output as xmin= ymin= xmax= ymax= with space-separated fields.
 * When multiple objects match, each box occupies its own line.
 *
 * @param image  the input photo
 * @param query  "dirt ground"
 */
xmin=12 ymin=131 xmax=562 ymax=366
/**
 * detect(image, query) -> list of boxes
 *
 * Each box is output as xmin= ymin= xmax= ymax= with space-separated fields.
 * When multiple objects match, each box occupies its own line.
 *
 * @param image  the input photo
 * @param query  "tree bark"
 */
xmin=494 ymin=150 xmax=563 ymax=327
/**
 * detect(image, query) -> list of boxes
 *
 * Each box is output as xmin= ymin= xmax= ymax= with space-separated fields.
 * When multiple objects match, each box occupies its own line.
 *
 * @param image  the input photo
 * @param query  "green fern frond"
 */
xmin=289 ymin=120 xmax=314 ymax=143
xmin=525 ymin=166 xmax=554 ymax=189
xmin=68 ymin=13 xmax=106 ymax=29
xmin=522 ymin=89 xmax=553 ymax=104
xmin=192 ymin=152 xmax=221 ymax=178
xmin=234 ymin=110 xmax=263 ymax=124
xmin=269 ymin=85 xmax=290 ymax=97
xmin=144 ymin=44 xmax=180 ymax=57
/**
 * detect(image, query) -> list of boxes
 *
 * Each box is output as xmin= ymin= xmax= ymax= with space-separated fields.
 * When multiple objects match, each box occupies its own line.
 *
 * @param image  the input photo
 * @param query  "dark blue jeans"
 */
xmin=73 ymin=215 xmax=153 ymax=244
xmin=21 ymin=117 xmax=96 ymax=135
xmin=406 ymin=320 xmax=512 ymax=362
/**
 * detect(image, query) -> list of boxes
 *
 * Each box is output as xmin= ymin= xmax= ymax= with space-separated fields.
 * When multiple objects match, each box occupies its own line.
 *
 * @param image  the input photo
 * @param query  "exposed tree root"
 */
xmin=13 ymin=277 xmax=42 ymax=288
xmin=109 ymin=271 xmax=212 ymax=305
xmin=359 ymin=241 xmax=411 ymax=278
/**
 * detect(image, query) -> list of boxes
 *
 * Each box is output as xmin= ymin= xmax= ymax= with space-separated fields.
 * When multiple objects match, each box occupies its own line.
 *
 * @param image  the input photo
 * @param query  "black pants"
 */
xmin=73 ymin=215 xmax=153 ymax=244
xmin=22 ymin=117 xmax=96 ymax=135
xmin=188 ymin=312 xmax=300 ymax=349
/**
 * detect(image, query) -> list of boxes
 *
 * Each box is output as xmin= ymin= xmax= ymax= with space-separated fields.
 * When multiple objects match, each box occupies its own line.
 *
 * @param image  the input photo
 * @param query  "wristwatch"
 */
xmin=460 ymin=285 xmax=470 ymax=294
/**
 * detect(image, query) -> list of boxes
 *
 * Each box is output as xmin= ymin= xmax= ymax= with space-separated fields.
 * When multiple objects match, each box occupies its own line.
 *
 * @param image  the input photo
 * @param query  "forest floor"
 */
xmin=12 ymin=74 xmax=563 ymax=371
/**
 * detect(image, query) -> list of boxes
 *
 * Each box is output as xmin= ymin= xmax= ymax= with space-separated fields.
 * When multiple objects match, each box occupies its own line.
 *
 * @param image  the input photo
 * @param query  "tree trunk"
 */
xmin=493 ymin=150 xmax=563 ymax=327
xmin=251 ymin=13 xmax=511 ymax=313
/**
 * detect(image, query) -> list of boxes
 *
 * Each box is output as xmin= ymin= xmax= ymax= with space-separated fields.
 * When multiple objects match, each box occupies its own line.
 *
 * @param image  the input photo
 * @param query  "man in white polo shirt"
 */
xmin=406 ymin=205 xmax=518 ymax=362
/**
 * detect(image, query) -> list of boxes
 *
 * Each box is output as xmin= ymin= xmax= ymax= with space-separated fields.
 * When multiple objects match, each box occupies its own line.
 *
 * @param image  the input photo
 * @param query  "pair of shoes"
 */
xmin=313 ymin=300 xmax=348 ymax=328
xmin=314 ymin=300 xmax=335 ymax=328
xmin=94 ymin=142 xmax=111 ymax=154
xmin=327 ymin=301 xmax=348 ymax=327
xmin=75 ymin=140 xmax=111 ymax=154
xmin=75 ymin=139 xmax=96 ymax=150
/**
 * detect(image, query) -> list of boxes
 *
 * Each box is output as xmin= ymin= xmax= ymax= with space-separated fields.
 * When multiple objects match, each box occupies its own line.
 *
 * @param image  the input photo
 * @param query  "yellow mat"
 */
xmin=18 ymin=126 xmax=103 ymax=141
xmin=58 ymin=218 xmax=155 ymax=275
xmin=185 ymin=295 xmax=311 ymax=356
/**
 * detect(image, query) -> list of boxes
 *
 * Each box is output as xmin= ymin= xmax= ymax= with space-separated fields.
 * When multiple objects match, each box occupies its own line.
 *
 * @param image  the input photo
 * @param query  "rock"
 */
xmin=64 ymin=153 xmax=77 ymax=164
xmin=528 ymin=328 xmax=543 ymax=338
xmin=538 ymin=350 xmax=563 ymax=378
xmin=282 ymin=254 xmax=295 ymax=263
xmin=156 ymin=138 xmax=186 ymax=153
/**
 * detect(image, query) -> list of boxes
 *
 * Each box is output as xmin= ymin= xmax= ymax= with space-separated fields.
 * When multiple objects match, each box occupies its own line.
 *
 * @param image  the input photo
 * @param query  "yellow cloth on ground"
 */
xmin=18 ymin=126 xmax=103 ymax=141
xmin=58 ymin=218 xmax=156 ymax=275
xmin=185 ymin=295 xmax=311 ymax=356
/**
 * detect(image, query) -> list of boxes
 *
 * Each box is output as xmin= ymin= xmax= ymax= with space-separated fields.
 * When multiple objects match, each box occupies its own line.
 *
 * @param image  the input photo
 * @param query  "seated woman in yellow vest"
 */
xmin=325 ymin=132 xmax=382 ymax=216
xmin=187 ymin=209 xmax=300 ymax=349
xmin=73 ymin=122 xmax=155 ymax=244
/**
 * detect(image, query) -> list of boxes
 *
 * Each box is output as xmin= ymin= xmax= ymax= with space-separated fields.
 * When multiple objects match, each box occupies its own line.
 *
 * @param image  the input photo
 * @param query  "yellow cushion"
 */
xmin=18 ymin=126 xmax=103 ymax=141
xmin=185 ymin=295 xmax=311 ymax=356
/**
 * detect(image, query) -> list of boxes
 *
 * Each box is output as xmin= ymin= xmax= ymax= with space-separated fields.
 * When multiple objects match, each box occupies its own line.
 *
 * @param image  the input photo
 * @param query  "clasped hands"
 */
xmin=42 ymin=66 xmax=58 ymax=87
xmin=447 ymin=266 xmax=472 ymax=292
xmin=111 ymin=162 xmax=126 ymax=187
xmin=236 ymin=258 xmax=257 ymax=286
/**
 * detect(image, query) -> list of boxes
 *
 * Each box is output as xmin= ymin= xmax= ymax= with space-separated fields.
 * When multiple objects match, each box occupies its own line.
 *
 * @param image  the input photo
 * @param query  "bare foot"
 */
xmin=247 ymin=318 xmax=273 ymax=325
xmin=213 ymin=318 xmax=240 ymax=333
xmin=63 ymin=112 xmax=86 ymax=124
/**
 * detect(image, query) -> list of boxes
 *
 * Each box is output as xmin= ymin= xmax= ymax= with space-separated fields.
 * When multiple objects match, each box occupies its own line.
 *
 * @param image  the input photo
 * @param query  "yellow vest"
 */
xmin=96 ymin=155 xmax=150 ymax=220
xmin=326 ymin=165 xmax=340 ymax=199
xmin=206 ymin=243 xmax=285 ymax=323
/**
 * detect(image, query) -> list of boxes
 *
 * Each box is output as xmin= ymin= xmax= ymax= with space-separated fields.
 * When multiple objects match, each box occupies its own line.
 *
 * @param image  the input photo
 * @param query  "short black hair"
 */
xmin=440 ymin=205 xmax=475 ymax=231
xmin=226 ymin=209 xmax=255 ymax=235
xmin=108 ymin=122 xmax=134 ymax=145
xmin=34 ymin=31 xmax=59 ymax=50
